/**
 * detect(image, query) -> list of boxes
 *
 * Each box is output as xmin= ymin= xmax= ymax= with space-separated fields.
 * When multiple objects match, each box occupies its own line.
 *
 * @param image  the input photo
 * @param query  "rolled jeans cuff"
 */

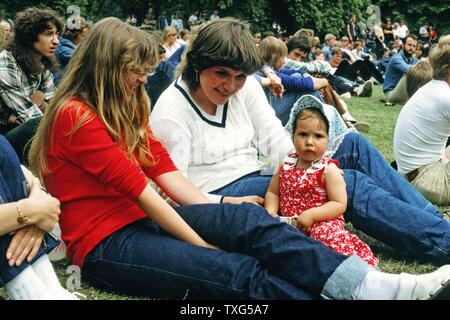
xmin=320 ymin=254 xmax=374 ymax=300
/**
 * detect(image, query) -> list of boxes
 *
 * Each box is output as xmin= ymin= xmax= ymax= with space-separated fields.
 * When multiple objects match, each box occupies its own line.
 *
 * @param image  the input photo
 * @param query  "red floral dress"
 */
xmin=279 ymin=153 xmax=378 ymax=267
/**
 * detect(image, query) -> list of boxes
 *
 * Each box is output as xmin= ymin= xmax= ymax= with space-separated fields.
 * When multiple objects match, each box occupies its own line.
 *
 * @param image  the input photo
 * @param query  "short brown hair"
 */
xmin=179 ymin=18 xmax=262 ymax=91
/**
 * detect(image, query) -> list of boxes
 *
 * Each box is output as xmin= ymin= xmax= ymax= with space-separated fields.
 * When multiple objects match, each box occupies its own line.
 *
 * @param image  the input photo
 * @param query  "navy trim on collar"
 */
xmin=174 ymin=80 xmax=228 ymax=128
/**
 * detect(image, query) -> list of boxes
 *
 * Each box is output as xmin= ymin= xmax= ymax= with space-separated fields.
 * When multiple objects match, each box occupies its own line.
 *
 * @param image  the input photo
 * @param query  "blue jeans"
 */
xmin=334 ymin=132 xmax=450 ymax=258
xmin=81 ymin=203 xmax=371 ymax=299
xmin=0 ymin=135 xmax=59 ymax=287
xmin=329 ymin=75 xmax=358 ymax=95
xmin=210 ymin=172 xmax=271 ymax=198
xmin=211 ymin=132 xmax=450 ymax=259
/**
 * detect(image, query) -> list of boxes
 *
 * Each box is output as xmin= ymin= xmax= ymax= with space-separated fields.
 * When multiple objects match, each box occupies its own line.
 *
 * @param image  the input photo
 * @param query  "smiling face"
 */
xmin=194 ymin=66 xmax=247 ymax=108
xmin=33 ymin=24 xmax=59 ymax=57
xmin=293 ymin=114 xmax=329 ymax=165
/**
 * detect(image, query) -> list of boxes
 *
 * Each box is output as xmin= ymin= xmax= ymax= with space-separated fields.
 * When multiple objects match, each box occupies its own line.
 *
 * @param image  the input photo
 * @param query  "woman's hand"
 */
xmin=22 ymin=177 xmax=60 ymax=231
xmin=268 ymin=81 xmax=284 ymax=98
xmin=8 ymin=114 xmax=22 ymax=125
xmin=6 ymin=225 xmax=45 ymax=267
xmin=223 ymin=195 xmax=264 ymax=206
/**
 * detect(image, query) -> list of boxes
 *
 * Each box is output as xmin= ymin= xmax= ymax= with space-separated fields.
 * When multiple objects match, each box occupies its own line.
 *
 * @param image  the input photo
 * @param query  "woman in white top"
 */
xmin=151 ymin=18 xmax=450 ymax=261
xmin=162 ymin=26 xmax=181 ymax=60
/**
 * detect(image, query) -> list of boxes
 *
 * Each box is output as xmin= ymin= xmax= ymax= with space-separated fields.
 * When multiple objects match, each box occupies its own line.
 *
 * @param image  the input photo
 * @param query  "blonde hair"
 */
xmin=0 ymin=22 xmax=7 ymax=50
xmin=406 ymin=60 xmax=433 ymax=98
xmin=162 ymin=26 xmax=178 ymax=43
xmin=293 ymin=28 xmax=314 ymax=39
xmin=258 ymin=36 xmax=288 ymax=68
xmin=325 ymin=33 xmax=336 ymax=43
xmin=0 ymin=20 xmax=10 ymax=40
xmin=29 ymin=17 xmax=160 ymax=180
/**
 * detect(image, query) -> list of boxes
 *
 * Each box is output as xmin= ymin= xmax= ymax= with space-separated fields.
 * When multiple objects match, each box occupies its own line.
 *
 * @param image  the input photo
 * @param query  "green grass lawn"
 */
xmin=1 ymin=85 xmax=447 ymax=300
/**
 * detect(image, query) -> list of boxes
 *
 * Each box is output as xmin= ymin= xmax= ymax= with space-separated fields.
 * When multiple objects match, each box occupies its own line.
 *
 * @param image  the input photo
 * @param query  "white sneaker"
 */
xmin=341 ymin=113 xmax=356 ymax=123
xmin=395 ymin=265 xmax=450 ymax=300
xmin=340 ymin=92 xmax=352 ymax=100
xmin=369 ymin=77 xmax=380 ymax=86
xmin=355 ymin=80 xmax=373 ymax=97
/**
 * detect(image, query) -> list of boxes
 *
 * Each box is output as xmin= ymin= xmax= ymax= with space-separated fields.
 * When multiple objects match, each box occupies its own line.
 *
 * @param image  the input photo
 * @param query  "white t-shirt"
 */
xmin=188 ymin=15 xmax=198 ymax=26
xmin=151 ymin=76 xmax=293 ymax=200
xmin=393 ymin=80 xmax=450 ymax=175
xmin=397 ymin=25 xmax=409 ymax=39
xmin=163 ymin=42 xmax=181 ymax=60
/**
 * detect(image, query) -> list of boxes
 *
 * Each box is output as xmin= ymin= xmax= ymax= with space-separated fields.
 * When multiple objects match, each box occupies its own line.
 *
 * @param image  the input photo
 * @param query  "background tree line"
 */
xmin=0 ymin=0 xmax=449 ymax=39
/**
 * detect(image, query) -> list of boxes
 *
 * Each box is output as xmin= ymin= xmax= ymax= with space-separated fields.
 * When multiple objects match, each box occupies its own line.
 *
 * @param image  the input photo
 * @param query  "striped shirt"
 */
xmin=283 ymin=58 xmax=331 ymax=75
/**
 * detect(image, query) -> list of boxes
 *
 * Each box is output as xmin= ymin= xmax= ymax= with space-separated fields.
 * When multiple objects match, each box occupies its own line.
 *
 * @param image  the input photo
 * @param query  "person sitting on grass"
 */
xmin=393 ymin=41 xmax=450 ymax=205
xmin=383 ymin=34 xmax=418 ymax=105
xmin=152 ymin=18 xmax=450 ymax=265
xmin=0 ymin=136 xmax=78 ymax=300
xmin=0 ymin=7 xmax=62 ymax=163
xmin=265 ymin=95 xmax=378 ymax=267
xmin=29 ymin=16 xmax=450 ymax=300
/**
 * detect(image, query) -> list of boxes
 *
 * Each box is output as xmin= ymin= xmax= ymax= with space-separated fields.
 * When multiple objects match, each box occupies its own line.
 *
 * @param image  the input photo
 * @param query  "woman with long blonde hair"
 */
xmin=28 ymin=17 xmax=450 ymax=300
xmin=162 ymin=26 xmax=181 ymax=59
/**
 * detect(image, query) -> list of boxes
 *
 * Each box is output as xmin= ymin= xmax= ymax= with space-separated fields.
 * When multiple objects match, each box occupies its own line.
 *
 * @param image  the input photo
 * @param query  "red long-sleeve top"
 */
xmin=44 ymin=99 xmax=177 ymax=267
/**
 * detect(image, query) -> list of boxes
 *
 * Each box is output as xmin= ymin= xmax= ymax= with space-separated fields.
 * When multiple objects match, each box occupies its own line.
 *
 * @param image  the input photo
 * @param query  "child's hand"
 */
xmin=296 ymin=210 xmax=316 ymax=234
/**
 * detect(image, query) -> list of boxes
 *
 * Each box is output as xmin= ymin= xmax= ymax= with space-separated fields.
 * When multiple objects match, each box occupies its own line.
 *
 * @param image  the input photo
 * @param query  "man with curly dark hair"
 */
xmin=0 ymin=7 xmax=63 ymax=163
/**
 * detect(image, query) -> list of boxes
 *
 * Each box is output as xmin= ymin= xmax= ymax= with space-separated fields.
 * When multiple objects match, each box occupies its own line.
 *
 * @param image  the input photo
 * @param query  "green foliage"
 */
xmin=287 ymin=0 xmax=372 ymax=38
xmin=0 ymin=0 xmax=448 ymax=36
xmin=376 ymin=0 xmax=450 ymax=36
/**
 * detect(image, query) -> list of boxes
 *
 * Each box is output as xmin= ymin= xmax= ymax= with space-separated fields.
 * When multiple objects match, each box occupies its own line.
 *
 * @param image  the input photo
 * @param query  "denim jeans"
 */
xmin=329 ymin=75 xmax=358 ymax=95
xmin=210 ymin=132 xmax=450 ymax=259
xmin=82 ymin=203 xmax=371 ymax=300
xmin=265 ymin=89 xmax=323 ymax=126
xmin=210 ymin=172 xmax=271 ymax=198
xmin=0 ymin=135 xmax=59 ymax=287
xmin=2 ymin=117 xmax=41 ymax=165
xmin=334 ymin=132 xmax=450 ymax=258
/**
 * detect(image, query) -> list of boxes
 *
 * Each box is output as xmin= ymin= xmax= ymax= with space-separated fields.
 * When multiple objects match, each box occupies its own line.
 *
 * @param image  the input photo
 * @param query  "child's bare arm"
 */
xmin=264 ymin=165 xmax=281 ymax=217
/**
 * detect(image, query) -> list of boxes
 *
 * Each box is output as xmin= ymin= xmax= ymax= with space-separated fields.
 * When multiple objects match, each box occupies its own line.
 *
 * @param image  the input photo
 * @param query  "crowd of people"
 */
xmin=0 ymin=6 xmax=449 ymax=301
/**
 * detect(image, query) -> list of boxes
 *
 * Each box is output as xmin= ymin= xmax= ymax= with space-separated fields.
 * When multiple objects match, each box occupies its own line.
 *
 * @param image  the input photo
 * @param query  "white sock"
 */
xmin=5 ymin=266 xmax=56 ymax=300
xmin=352 ymin=270 xmax=399 ymax=300
xmin=342 ymin=112 xmax=356 ymax=122
xmin=32 ymin=255 xmax=78 ymax=300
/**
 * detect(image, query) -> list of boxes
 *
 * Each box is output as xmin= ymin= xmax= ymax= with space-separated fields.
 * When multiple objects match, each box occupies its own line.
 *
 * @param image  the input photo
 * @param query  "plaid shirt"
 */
xmin=0 ymin=50 xmax=55 ymax=126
